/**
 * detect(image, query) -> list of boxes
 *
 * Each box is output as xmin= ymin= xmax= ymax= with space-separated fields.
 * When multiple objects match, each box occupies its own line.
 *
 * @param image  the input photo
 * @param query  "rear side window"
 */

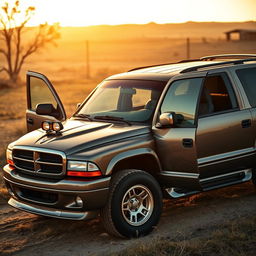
xmin=198 ymin=73 xmax=238 ymax=116
xmin=236 ymin=68 xmax=256 ymax=107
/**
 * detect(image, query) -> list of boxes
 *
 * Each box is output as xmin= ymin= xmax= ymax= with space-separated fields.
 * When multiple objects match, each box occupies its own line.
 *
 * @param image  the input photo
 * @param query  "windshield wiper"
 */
xmin=94 ymin=115 xmax=132 ymax=126
xmin=73 ymin=113 xmax=93 ymax=121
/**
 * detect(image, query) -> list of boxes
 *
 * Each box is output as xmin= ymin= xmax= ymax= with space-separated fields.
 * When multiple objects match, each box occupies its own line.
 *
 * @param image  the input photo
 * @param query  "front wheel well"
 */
xmin=111 ymin=154 xmax=161 ymax=178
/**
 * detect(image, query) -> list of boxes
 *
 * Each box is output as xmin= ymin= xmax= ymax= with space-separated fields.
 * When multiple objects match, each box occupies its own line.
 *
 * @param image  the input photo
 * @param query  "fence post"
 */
xmin=186 ymin=38 xmax=190 ymax=59
xmin=86 ymin=40 xmax=90 ymax=79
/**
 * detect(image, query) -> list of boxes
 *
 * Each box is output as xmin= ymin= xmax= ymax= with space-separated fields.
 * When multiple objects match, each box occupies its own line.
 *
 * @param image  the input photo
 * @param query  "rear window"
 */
xmin=236 ymin=67 xmax=256 ymax=107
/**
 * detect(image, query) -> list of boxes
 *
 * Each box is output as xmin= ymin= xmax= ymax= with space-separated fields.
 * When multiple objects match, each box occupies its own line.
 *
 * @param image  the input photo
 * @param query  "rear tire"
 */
xmin=100 ymin=169 xmax=162 ymax=238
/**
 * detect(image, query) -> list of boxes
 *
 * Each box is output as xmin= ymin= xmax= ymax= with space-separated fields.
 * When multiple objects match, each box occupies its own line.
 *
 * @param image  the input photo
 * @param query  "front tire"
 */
xmin=100 ymin=169 xmax=163 ymax=238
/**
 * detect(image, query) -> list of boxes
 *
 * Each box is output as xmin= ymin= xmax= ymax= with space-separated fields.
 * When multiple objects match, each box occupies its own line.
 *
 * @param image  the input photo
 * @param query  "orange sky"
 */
xmin=3 ymin=0 xmax=256 ymax=26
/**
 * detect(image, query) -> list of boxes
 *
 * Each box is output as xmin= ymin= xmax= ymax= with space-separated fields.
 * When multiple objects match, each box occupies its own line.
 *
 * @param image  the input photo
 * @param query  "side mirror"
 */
xmin=36 ymin=103 xmax=55 ymax=116
xmin=157 ymin=112 xmax=184 ymax=128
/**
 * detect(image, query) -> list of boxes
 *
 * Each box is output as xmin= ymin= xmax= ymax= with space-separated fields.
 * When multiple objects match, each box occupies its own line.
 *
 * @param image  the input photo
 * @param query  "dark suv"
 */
xmin=3 ymin=54 xmax=256 ymax=238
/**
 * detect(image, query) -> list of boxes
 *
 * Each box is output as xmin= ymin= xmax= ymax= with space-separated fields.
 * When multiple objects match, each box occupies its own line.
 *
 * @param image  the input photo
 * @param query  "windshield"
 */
xmin=75 ymin=79 xmax=166 ymax=123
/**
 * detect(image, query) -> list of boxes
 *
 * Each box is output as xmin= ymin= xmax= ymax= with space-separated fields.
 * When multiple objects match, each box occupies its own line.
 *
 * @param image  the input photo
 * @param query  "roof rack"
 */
xmin=200 ymin=54 xmax=256 ymax=61
xmin=128 ymin=63 xmax=173 ymax=72
xmin=128 ymin=54 xmax=256 ymax=73
xmin=180 ymin=58 xmax=256 ymax=74
xmin=128 ymin=59 xmax=200 ymax=72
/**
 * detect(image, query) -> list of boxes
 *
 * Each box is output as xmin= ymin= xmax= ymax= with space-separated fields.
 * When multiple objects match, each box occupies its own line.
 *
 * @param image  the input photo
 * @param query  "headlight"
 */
xmin=6 ymin=149 xmax=14 ymax=167
xmin=6 ymin=149 xmax=13 ymax=161
xmin=67 ymin=161 xmax=101 ymax=178
xmin=67 ymin=161 xmax=87 ymax=171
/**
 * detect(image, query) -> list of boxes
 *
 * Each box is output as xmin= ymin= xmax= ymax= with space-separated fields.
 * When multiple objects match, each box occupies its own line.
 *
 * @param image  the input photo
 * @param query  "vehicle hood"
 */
xmin=13 ymin=119 xmax=151 ymax=155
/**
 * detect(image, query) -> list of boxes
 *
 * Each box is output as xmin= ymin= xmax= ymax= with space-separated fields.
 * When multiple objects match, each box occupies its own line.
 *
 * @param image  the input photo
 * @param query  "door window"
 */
xmin=236 ymin=67 xmax=256 ymax=107
xmin=198 ymin=73 xmax=238 ymax=117
xmin=160 ymin=78 xmax=203 ymax=127
xmin=29 ymin=76 xmax=58 ymax=111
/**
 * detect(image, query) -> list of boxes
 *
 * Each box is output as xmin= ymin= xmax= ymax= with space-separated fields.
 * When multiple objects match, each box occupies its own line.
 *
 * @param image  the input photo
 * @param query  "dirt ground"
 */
xmin=0 ymin=182 xmax=255 ymax=255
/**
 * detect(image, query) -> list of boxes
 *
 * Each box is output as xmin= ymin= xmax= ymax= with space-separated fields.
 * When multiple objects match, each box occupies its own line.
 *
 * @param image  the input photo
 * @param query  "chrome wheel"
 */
xmin=121 ymin=184 xmax=154 ymax=226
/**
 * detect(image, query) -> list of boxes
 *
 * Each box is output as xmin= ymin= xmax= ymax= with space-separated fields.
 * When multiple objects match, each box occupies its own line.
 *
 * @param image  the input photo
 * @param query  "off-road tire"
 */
xmin=100 ymin=169 xmax=163 ymax=238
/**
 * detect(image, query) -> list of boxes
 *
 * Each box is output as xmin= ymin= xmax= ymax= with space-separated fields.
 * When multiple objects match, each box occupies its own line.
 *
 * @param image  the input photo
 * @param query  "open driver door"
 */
xmin=26 ymin=71 xmax=66 ymax=132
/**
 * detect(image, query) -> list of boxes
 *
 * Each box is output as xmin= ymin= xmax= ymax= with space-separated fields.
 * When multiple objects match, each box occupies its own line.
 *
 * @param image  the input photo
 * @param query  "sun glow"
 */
xmin=2 ymin=0 xmax=256 ymax=27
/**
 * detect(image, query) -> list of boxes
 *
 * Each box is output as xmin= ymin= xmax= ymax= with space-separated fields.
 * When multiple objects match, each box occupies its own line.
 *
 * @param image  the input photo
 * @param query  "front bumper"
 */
xmin=8 ymin=197 xmax=99 ymax=220
xmin=3 ymin=164 xmax=110 ymax=220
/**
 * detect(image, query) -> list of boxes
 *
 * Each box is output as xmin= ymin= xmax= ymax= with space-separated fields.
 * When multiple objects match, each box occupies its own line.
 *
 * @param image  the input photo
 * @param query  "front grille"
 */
xmin=12 ymin=146 xmax=66 ymax=178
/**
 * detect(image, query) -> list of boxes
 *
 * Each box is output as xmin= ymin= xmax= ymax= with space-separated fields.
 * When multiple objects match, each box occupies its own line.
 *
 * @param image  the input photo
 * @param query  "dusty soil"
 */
xmin=0 ymin=182 xmax=255 ymax=256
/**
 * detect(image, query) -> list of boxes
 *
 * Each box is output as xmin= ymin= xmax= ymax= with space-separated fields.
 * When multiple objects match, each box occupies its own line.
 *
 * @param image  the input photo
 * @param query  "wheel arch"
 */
xmin=105 ymin=148 xmax=161 ymax=177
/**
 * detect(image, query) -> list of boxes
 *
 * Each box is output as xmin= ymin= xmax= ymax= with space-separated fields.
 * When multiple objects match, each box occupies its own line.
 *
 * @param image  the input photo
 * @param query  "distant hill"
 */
xmin=59 ymin=21 xmax=256 ymax=41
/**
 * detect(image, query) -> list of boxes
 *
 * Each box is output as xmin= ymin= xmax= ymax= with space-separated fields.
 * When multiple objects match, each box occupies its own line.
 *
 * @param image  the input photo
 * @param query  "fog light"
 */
xmin=65 ymin=196 xmax=83 ymax=209
xmin=75 ymin=196 xmax=83 ymax=207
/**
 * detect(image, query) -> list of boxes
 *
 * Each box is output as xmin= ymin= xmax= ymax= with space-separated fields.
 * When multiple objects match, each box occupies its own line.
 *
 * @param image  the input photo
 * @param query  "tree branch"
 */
xmin=0 ymin=67 xmax=9 ymax=74
xmin=0 ymin=1 xmax=59 ymax=83
xmin=0 ymin=49 xmax=7 ymax=57
xmin=14 ymin=26 xmax=22 ymax=73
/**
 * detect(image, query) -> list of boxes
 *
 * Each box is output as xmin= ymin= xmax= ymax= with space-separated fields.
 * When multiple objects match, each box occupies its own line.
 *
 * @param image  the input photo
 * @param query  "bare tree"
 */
xmin=0 ymin=1 xmax=60 ymax=84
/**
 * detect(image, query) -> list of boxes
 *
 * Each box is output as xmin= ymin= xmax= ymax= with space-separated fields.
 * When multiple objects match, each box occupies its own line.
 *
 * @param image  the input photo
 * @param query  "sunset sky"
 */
xmin=5 ymin=0 xmax=256 ymax=26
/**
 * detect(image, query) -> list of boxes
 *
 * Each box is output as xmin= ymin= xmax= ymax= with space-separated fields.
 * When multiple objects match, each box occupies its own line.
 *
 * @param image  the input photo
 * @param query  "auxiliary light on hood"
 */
xmin=42 ymin=121 xmax=63 ymax=133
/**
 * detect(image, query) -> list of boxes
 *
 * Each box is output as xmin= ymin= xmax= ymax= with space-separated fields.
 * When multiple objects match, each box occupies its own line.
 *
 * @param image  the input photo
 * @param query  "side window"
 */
xmin=236 ymin=67 xmax=256 ymax=107
xmin=29 ymin=76 xmax=58 ymax=111
xmin=198 ymin=73 xmax=238 ymax=116
xmin=160 ymin=78 xmax=203 ymax=127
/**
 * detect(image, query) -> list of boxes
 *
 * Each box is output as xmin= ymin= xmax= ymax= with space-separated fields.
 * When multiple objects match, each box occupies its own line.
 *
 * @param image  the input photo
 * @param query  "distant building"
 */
xmin=225 ymin=29 xmax=256 ymax=41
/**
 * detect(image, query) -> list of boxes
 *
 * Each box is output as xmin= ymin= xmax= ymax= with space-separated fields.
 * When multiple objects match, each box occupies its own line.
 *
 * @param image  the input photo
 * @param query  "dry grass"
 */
xmin=109 ymin=216 xmax=256 ymax=256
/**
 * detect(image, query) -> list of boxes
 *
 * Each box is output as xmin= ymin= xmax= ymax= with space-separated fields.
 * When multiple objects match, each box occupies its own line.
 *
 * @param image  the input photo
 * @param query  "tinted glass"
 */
xmin=236 ymin=68 xmax=256 ymax=107
xmin=161 ymin=78 xmax=203 ymax=127
xmin=30 ymin=76 xmax=57 ymax=111
xmin=198 ymin=73 xmax=238 ymax=116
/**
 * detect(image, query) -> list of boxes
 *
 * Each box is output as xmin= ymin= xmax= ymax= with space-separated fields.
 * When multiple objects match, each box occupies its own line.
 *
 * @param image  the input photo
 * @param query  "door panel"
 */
xmin=26 ymin=71 xmax=66 ymax=132
xmin=196 ymin=70 xmax=255 ymax=179
xmin=154 ymin=128 xmax=201 ymax=190
xmin=197 ymin=109 xmax=254 ymax=178
xmin=155 ymin=128 xmax=198 ymax=172
xmin=153 ymin=75 xmax=206 ymax=190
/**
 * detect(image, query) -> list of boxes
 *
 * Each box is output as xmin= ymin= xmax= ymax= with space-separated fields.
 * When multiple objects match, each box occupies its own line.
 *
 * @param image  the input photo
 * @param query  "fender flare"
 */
xmin=105 ymin=148 xmax=161 ymax=176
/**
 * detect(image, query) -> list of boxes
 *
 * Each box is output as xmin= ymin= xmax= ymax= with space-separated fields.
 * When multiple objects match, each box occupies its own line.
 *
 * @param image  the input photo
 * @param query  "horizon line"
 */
xmin=26 ymin=20 xmax=256 ymax=28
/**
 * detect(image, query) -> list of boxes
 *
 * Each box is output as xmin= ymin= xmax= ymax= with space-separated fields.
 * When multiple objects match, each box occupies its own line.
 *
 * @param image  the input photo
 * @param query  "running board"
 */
xmin=165 ymin=169 xmax=252 ymax=199
xmin=200 ymin=169 xmax=252 ymax=190
xmin=165 ymin=187 xmax=199 ymax=198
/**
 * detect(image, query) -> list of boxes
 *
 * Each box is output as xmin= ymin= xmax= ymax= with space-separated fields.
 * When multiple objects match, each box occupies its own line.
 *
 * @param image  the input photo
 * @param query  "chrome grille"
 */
xmin=12 ymin=146 xmax=66 ymax=178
